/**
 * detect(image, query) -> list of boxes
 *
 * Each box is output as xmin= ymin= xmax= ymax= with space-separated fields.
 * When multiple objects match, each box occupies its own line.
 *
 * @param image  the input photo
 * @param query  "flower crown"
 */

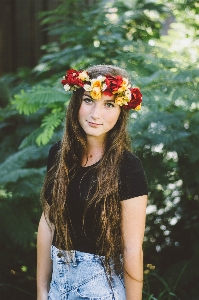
xmin=61 ymin=69 xmax=142 ymax=110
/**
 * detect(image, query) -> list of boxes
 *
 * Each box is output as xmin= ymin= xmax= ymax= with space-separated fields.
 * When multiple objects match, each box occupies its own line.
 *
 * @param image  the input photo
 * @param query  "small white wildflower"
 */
xmin=64 ymin=84 xmax=70 ymax=91
xmin=96 ymin=75 xmax=106 ymax=81
xmin=102 ymin=83 xmax=107 ymax=91
xmin=78 ymin=71 xmax=89 ymax=81
xmin=84 ymin=84 xmax=92 ymax=91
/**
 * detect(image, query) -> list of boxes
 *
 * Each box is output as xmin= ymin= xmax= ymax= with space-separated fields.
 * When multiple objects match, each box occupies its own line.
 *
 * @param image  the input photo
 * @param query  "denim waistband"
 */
xmin=51 ymin=245 xmax=105 ymax=265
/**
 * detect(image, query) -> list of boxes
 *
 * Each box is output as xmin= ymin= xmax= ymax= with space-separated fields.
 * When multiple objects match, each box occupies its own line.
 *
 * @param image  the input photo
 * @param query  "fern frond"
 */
xmin=12 ymin=86 xmax=69 ymax=115
xmin=19 ymin=128 xmax=46 ymax=149
xmin=36 ymin=108 xmax=65 ymax=146
xmin=0 ymin=146 xmax=43 ymax=176
xmin=0 ymin=186 xmax=12 ymax=199
xmin=0 ymin=168 xmax=45 ymax=185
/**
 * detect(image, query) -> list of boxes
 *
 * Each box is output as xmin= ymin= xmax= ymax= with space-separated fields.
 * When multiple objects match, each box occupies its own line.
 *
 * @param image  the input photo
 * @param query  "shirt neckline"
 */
xmin=80 ymin=159 xmax=101 ymax=169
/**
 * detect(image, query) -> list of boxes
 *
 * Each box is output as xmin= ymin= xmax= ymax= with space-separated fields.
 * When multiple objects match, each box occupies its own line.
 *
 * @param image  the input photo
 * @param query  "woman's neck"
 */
xmin=82 ymin=135 xmax=105 ymax=167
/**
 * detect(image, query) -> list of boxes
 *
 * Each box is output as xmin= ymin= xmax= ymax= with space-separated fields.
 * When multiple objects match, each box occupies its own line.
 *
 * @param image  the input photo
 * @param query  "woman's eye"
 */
xmin=83 ymin=97 xmax=93 ymax=103
xmin=105 ymin=102 xmax=114 ymax=108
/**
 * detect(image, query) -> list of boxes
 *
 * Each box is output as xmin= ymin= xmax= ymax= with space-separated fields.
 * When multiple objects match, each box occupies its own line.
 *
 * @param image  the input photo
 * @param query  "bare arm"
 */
xmin=37 ymin=212 xmax=53 ymax=300
xmin=121 ymin=195 xmax=147 ymax=300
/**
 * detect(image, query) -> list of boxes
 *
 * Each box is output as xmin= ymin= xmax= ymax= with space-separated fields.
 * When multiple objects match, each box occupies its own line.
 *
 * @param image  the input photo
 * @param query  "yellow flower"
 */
xmin=124 ymin=89 xmax=131 ymax=100
xmin=117 ymin=78 xmax=129 ymax=94
xmin=90 ymin=79 xmax=103 ymax=100
xmin=134 ymin=104 xmax=142 ymax=110
xmin=146 ymin=264 xmax=155 ymax=270
xmin=115 ymin=96 xmax=126 ymax=106
xmin=78 ymin=71 xmax=89 ymax=81
xmin=90 ymin=87 xmax=101 ymax=100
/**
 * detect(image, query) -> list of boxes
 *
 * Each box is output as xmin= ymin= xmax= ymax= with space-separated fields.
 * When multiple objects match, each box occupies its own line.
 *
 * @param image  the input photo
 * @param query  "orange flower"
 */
xmin=61 ymin=69 xmax=143 ymax=110
xmin=134 ymin=104 xmax=142 ymax=111
xmin=117 ymin=78 xmax=129 ymax=94
xmin=115 ymin=96 xmax=128 ymax=106
xmin=90 ymin=79 xmax=103 ymax=100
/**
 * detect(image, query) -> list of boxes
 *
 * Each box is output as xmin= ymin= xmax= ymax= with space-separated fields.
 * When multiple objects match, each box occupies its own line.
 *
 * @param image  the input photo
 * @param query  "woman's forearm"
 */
xmin=123 ymin=249 xmax=143 ymax=300
xmin=121 ymin=195 xmax=147 ymax=300
xmin=37 ymin=213 xmax=53 ymax=299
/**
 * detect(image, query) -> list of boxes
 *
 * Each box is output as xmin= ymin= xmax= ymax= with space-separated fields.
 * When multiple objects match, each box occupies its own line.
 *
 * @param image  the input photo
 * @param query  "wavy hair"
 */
xmin=41 ymin=65 xmax=131 ymax=273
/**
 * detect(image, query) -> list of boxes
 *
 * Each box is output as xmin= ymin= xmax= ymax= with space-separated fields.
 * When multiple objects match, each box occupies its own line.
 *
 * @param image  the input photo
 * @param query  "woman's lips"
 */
xmin=86 ymin=120 xmax=102 ymax=127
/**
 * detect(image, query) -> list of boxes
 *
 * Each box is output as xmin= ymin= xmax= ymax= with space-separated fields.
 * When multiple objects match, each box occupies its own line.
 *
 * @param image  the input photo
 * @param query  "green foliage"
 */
xmin=142 ymin=260 xmax=189 ymax=299
xmin=0 ymin=144 xmax=48 ymax=298
xmin=36 ymin=108 xmax=65 ymax=145
xmin=11 ymin=85 xmax=67 ymax=146
xmin=35 ymin=0 xmax=169 ymax=73
xmin=12 ymin=86 xmax=68 ymax=115
xmin=0 ymin=146 xmax=46 ymax=245
xmin=0 ymin=88 xmax=49 ymax=298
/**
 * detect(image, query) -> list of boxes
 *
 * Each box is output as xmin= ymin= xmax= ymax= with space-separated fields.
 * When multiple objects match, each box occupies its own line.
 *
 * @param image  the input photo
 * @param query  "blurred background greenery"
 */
xmin=0 ymin=0 xmax=199 ymax=299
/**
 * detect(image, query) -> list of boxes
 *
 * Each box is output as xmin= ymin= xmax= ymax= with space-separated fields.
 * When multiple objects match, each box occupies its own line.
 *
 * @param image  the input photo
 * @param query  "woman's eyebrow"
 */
xmin=83 ymin=93 xmax=92 ymax=98
xmin=83 ymin=93 xmax=115 ymax=102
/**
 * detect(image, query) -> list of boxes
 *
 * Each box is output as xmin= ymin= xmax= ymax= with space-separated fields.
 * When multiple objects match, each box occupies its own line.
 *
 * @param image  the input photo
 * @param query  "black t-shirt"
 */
xmin=46 ymin=142 xmax=148 ymax=253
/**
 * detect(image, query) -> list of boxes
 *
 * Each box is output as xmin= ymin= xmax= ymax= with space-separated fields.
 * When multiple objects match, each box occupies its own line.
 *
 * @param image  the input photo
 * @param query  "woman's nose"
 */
xmin=91 ymin=103 xmax=101 ymax=119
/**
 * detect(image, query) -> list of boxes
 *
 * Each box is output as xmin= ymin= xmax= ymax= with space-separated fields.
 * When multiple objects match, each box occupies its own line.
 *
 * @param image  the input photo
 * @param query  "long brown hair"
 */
xmin=41 ymin=65 xmax=131 ymax=272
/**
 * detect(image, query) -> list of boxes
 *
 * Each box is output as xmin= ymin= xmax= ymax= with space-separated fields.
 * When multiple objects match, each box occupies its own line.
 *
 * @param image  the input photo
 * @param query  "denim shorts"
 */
xmin=48 ymin=245 xmax=126 ymax=300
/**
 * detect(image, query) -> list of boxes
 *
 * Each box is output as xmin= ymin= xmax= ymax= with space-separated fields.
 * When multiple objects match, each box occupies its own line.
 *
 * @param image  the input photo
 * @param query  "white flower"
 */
xmin=64 ymin=84 xmax=71 ymax=91
xmin=79 ymin=71 xmax=89 ymax=81
xmin=83 ymin=84 xmax=92 ymax=91
xmin=122 ymin=77 xmax=129 ymax=86
xmin=101 ymin=83 xmax=107 ymax=91
xmin=96 ymin=75 xmax=106 ymax=81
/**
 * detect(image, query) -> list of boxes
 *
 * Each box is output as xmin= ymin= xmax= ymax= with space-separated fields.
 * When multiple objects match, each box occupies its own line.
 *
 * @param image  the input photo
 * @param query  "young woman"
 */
xmin=37 ymin=65 xmax=148 ymax=300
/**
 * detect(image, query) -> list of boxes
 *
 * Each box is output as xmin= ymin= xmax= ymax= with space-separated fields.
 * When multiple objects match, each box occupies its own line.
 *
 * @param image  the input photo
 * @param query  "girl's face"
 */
xmin=78 ymin=91 xmax=121 ymax=139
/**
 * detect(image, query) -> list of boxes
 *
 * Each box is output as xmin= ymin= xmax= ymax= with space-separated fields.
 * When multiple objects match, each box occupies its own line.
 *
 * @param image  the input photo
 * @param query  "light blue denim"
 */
xmin=48 ymin=245 xmax=126 ymax=300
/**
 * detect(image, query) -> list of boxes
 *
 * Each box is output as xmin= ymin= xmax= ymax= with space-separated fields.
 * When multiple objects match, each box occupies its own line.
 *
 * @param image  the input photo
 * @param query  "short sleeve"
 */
xmin=119 ymin=151 xmax=148 ymax=201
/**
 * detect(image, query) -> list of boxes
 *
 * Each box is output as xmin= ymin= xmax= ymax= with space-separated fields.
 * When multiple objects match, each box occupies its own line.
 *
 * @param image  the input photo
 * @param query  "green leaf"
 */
xmin=12 ymin=86 xmax=69 ymax=115
xmin=36 ymin=109 xmax=65 ymax=146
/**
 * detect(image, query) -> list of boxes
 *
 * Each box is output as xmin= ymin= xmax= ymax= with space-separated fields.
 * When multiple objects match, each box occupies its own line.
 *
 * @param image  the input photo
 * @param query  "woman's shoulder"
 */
xmin=47 ymin=141 xmax=61 ymax=171
xmin=49 ymin=140 xmax=61 ymax=154
xmin=121 ymin=150 xmax=143 ymax=170
xmin=119 ymin=150 xmax=148 ymax=200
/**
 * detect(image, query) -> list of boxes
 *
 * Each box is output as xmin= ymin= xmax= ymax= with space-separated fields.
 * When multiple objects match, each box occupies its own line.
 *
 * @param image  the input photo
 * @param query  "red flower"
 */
xmin=104 ymin=75 xmax=123 ymax=96
xmin=61 ymin=69 xmax=84 ymax=87
xmin=123 ymin=88 xmax=142 ymax=110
